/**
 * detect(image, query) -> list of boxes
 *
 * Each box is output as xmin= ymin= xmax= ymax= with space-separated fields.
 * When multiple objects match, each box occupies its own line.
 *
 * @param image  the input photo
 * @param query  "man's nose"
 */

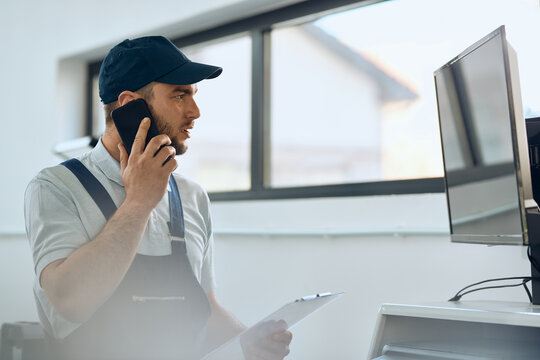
xmin=187 ymin=97 xmax=200 ymax=119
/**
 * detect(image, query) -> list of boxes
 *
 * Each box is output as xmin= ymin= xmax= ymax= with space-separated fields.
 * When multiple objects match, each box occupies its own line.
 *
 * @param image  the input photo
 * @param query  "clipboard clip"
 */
xmin=295 ymin=292 xmax=333 ymax=302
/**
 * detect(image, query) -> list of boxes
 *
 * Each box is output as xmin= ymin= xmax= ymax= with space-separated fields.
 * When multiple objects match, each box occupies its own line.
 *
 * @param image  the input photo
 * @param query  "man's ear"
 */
xmin=117 ymin=91 xmax=141 ymax=106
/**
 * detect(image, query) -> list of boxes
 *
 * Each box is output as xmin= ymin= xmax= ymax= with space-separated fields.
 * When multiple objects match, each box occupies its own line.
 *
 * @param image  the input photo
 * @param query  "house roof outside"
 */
xmin=300 ymin=23 xmax=418 ymax=102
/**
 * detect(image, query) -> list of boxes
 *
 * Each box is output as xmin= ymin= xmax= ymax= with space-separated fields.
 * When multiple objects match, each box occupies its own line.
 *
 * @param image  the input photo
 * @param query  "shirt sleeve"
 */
xmin=200 ymin=194 xmax=216 ymax=293
xmin=24 ymin=177 xmax=90 ymax=283
xmin=201 ymin=236 xmax=216 ymax=293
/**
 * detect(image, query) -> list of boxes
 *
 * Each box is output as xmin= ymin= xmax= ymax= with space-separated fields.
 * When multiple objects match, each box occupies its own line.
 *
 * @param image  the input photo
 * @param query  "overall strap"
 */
xmin=62 ymin=158 xmax=185 ymax=239
xmin=61 ymin=158 xmax=117 ymax=220
xmin=168 ymin=176 xmax=185 ymax=238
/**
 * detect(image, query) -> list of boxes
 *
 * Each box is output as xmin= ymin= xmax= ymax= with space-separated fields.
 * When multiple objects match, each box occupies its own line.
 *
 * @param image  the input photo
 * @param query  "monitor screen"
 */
xmin=434 ymin=25 xmax=536 ymax=245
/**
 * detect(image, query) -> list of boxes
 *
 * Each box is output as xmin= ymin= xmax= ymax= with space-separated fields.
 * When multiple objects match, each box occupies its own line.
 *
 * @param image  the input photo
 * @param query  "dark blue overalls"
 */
xmin=53 ymin=159 xmax=211 ymax=360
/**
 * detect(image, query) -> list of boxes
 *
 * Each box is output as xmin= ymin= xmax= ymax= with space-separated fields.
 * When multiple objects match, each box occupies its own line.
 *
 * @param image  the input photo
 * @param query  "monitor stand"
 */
xmin=526 ymin=211 xmax=540 ymax=304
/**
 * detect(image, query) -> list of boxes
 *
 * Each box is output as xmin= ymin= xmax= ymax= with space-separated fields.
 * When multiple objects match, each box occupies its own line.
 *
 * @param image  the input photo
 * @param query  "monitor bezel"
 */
xmin=434 ymin=25 xmax=537 ymax=245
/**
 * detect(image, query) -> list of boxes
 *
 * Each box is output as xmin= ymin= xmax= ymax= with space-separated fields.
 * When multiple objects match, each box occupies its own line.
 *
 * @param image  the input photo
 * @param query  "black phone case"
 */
xmin=111 ymin=98 xmax=160 ymax=155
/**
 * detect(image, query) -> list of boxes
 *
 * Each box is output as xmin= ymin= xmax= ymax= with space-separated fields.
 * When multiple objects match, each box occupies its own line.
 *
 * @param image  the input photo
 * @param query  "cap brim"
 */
xmin=156 ymin=61 xmax=222 ymax=85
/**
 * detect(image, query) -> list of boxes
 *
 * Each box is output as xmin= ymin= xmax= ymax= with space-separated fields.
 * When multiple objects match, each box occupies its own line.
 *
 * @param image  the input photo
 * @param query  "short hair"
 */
xmin=103 ymin=82 xmax=155 ymax=126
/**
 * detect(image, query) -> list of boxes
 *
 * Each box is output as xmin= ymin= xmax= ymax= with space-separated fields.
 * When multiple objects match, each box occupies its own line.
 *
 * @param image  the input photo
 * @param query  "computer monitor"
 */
xmin=434 ymin=25 xmax=537 ymax=246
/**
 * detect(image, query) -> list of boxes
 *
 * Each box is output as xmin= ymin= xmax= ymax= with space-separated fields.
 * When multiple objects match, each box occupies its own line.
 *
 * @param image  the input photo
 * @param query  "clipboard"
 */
xmin=201 ymin=292 xmax=344 ymax=360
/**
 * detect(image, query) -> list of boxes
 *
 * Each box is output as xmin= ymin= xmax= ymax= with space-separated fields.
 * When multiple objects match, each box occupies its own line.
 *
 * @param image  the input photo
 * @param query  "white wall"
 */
xmin=0 ymin=1 xmax=533 ymax=359
xmin=213 ymin=231 xmax=530 ymax=359
xmin=209 ymin=195 xmax=531 ymax=358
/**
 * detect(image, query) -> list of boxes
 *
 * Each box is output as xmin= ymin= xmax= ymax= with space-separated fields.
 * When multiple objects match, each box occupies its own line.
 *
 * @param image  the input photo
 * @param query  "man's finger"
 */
xmin=146 ymin=134 xmax=172 ymax=157
xmin=272 ymin=330 xmax=292 ymax=344
xmin=131 ymin=117 xmax=150 ymax=154
xmin=118 ymin=143 xmax=128 ymax=172
xmin=259 ymin=320 xmax=288 ymax=338
xmin=155 ymin=145 xmax=176 ymax=166
xmin=259 ymin=335 xmax=290 ymax=357
xmin=244 ymin=345 xmax=282 ymax=360
xmin=274 ymin=320 xmax=288 ymax=333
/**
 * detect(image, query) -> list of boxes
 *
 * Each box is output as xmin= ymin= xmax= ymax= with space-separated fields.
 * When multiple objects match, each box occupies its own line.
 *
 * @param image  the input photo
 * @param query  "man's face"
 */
xmin=145 ymin=82 xmax=200 ymax=155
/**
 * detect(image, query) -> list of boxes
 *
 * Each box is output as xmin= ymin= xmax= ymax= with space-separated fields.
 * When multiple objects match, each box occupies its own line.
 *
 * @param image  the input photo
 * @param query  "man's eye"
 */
xmin=175 ymin=94 xmax=185 ymax=100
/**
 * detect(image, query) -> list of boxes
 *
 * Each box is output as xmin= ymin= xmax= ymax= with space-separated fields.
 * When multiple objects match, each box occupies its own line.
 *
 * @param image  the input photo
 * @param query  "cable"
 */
xmin=449 ymin=245 xmax=540 ymax=302
xmin=448 ymin=276 xmax=534 ymax=302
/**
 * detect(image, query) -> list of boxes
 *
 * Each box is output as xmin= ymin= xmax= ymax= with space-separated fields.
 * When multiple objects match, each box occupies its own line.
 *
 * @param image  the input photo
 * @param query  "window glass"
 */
xmin=92 ymin=75 xmax=106 ymax=138
xmin=269 ymin=0 xmax=540 ymax=188
xmin=178 ymin=35 xmax=252 ymax=192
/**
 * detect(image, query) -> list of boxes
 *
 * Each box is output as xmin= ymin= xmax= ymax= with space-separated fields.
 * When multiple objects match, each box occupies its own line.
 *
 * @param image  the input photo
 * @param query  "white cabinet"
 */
xmin=368 ymin=301 xmax=540 ymax=359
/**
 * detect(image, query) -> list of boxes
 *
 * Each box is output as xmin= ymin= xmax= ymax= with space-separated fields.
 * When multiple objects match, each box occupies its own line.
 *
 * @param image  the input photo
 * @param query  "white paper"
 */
xmin=201 ymin=292 xmax=344 ymax=360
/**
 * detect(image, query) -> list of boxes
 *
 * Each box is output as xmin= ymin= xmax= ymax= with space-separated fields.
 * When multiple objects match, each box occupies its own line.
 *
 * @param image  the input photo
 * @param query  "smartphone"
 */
xmin=111 ymin=98 xmax=161 ymax=155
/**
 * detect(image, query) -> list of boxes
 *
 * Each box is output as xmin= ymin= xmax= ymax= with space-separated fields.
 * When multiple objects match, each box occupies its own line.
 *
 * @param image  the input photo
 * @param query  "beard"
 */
xmin=147 ymin=103 xmax=187 ymax=155
xmin=156 ymin=119 xmax=187 ymax=155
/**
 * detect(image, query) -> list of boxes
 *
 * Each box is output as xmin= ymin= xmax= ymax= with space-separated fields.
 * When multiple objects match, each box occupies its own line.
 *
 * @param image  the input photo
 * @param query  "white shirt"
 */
xmin=24 ymin=139 xmax=216 ymax=339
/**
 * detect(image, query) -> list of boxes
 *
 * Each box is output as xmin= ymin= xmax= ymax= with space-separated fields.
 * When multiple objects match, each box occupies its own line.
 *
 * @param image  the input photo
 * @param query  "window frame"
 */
xmin=86 ymin=0 xmax=445 ymax=201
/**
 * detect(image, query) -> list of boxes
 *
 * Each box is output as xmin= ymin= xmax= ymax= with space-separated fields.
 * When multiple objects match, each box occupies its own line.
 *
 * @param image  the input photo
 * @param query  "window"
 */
xmin=270 ymin=14 xmax=439 ymax=188
xmin=179 ymin=35 xmax=252 ymax=192
xmin=87 ymin=0 xmax=540 ymax=200
xmin=90 ymin=71 xmax=105 ymax=138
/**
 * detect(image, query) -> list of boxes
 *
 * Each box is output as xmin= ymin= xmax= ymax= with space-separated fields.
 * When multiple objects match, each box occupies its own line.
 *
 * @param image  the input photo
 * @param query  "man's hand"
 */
xmin=240 ymin=320 xmax=292 ymax=360
xmin=118 ymin=117 xmax=178 ymax=211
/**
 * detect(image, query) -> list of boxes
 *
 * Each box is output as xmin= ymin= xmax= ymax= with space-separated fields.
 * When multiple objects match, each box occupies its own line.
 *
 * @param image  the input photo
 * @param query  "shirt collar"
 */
xmin=90 ymin=138 xmax=124 ymax=186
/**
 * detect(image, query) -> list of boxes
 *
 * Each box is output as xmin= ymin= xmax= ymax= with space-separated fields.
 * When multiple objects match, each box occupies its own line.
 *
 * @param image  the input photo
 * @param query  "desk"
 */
xmin=368 ymin=301 xmax=540 ymax=359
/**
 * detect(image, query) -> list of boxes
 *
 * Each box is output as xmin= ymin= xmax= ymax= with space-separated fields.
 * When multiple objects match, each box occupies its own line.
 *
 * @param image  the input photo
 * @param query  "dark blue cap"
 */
xmin=99 ymin=36 xmax=222 ymax=104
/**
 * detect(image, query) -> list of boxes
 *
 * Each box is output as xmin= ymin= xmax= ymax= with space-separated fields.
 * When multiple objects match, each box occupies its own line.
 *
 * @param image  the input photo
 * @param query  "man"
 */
xmin=24 ymin=36 xmax=291 ymax=360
